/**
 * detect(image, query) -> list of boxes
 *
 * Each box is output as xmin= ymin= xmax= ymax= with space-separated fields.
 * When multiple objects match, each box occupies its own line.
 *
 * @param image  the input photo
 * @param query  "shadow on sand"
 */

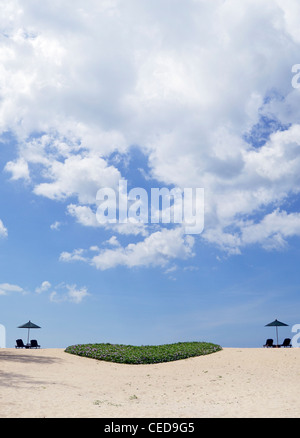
xmin=0 ymin=369 xmax=50 ymax=387
xmin=0 ymin=350 xmax=61 ymax=365
xmin=0 ymin=350 xmax=66 ymax=388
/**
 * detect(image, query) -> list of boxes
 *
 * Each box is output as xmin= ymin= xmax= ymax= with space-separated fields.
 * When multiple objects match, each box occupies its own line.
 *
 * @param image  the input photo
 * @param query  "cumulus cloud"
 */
xmin=50 ymin=221 xmax=61 ymax=230
xmin=60 ymin=227 xmax=194 ymax=270
xmin=67 ymin=203 xmax=149 ymax=236
xmin=34 ymin=280 xmax=89 ymax=303
xmin=0 ymin=279 xmax=88 ymax=303
xmin=50 ymin=283 xmax=89 ymax=304
xmin=2 ymin=0 xmax=300 ymax=264
xmin=0 ymin=283 xmax=25 ymax=295
xmin=59 ymin=248 xmax=87 ymax=263
xmin=4 ymin=158 xmax=30 ymax=181
xmin=33 ymin=154 xmax=121 ymax=204
xmin=105 ymin=235 xmax=120 ymax=247
xmin=35 ymin=280 xmax=51 ymax=293
xmin=241 ymin=209 xmax=300 ymax=250
xmin=67 ymin=204 xmax=99 ymax=227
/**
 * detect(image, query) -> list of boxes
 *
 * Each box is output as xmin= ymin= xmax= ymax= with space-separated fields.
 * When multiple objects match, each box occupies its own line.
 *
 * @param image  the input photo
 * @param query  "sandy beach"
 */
xmin=0 ymin=347 xmax=299 ymax=418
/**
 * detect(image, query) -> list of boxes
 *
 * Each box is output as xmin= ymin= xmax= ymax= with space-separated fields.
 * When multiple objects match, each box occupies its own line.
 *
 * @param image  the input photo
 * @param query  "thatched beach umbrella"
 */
xmin=265 ymin=319 xmax=288 ymax=346
xmin=18 ymin=320 xmax=41 ymax=345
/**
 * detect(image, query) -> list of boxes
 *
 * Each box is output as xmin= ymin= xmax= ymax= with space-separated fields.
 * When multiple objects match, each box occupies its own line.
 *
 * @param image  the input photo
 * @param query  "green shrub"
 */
xmin=64 ymin=341 xmax=222 ymax=364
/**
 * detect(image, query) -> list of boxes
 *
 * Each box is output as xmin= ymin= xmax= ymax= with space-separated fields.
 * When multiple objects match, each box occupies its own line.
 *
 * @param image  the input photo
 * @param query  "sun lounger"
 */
xmin=263 ymin=338 xmax=274 ymax=348
xmin=30 ymin=339 xmax=40 ymax=348
xmin=280 ymin=338 xmax=292 ymax=348
xmin=15 ymin=339 xmax=29 ymax=348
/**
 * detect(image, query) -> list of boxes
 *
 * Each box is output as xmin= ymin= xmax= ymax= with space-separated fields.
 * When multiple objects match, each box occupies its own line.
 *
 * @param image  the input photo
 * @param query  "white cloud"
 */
xmin=203 ymin=209 xmax=300 ymax=254
xmin=33 ymin=154 xmax=121 ymax=204
xmin=105 ymin=235 xmax=120 ymax=247
xmin=67 ymin=203 xmax=149 ymax=236
xmin=2 ymin=0 xmax=300 ymax=261
xmin=0 ymin=279 xmax=89 ymax=303
xmin=59 ymin=248 xmax=87 ymax=263
xmin=35 ymin=280 xmax=51 ymax=293
xmin=35 ymin=280 xmax=89 ymax=303
xmin=241 ymin=209 xmax=300 ymax=250
xmin=4 ymin=158 xmax=30 ymax=181
xmin=0 ymin=220 xmax=8 ymax=238
xmin=89 ymin=245 xmax=100 ymax=252
xmin=0 ymin=283 xmax=25 ymax=295
xmin=60 ymin=227 xmax=194 ymax=270
xmin=67 ymin=204 xmax=99 ymax=227
xmin=50 ymin=283 xmax=89 ymax=304
xmin=50 ymin=221 xmax=61 ymax=230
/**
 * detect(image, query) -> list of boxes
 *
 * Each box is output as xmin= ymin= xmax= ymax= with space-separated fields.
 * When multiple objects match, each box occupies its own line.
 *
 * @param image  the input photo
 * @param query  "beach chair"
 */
xmin=15 ymin=339 xmax=26 ymax=348
xmin=30 ymin=339 xmax=40 ymax=348
xmin=263 ymin=339 xmax=274 ymax=348
xmin=280 ymin=338 xmax=292 ymax=348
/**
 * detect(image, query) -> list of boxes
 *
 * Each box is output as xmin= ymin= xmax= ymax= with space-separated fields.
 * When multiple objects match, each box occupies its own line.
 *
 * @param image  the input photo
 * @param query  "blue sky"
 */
xmin=1 ymin=0 xmax=300 ymax=348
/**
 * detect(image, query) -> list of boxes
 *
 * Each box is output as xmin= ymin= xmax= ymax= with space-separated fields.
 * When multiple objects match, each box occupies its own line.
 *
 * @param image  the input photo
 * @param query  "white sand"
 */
xmin=0 ymin=347 xmax=299 ymax=418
